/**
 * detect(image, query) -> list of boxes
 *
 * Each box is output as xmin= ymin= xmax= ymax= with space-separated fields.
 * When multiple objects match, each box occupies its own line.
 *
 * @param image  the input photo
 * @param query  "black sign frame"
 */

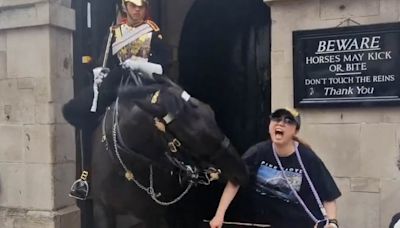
xmin=293 ymin=22 xmax=400 ymax=108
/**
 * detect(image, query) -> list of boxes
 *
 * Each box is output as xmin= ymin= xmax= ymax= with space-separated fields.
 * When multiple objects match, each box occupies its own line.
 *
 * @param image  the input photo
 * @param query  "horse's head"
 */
xmin=118 ymin=76 xmax=248 ymax=186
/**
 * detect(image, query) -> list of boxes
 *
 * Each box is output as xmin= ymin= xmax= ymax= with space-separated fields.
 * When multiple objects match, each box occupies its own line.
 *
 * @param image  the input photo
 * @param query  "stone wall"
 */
xmin=266 ymin=0 xmax=400 ymax=227
xmin=0 ymin=0 xmax=79 ymax=227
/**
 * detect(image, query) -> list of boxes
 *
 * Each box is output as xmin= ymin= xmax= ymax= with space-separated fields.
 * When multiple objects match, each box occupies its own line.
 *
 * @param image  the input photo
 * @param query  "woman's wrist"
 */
xmin=215 ymin=210 xmax=225 ymax=219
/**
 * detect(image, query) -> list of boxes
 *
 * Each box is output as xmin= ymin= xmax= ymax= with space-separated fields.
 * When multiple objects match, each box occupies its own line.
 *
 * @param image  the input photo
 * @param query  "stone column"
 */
xmin=0 ymin=0 xmax=79 ymax=227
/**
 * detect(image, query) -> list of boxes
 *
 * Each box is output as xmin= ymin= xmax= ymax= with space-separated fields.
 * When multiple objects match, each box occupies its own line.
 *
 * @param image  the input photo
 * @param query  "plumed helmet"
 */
xmin=123 ymin=0 xmax=149 ymax=7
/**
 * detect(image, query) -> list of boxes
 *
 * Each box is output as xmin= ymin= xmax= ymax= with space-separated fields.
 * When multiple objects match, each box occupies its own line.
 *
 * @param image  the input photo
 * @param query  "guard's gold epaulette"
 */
xmin=111 ymin=21 xmax=125 ymax=30
xmin=111 ymin=23 xmax=124 ymax=39
xmin=145 ymin=20 xmax=160 ymax=32
xmin=110 ymin=26 xmax=119 ymax=33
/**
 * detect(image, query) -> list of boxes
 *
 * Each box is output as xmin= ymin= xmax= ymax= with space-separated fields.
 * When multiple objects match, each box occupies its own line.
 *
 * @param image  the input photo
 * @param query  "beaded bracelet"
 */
xmin=328 ymin=219 xmax=339 ymax=228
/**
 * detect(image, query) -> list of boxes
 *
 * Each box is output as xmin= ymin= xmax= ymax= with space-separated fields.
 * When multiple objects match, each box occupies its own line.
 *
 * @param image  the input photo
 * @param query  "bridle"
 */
xmin=100 ymin=86 xmax=230 ymax=206
xmin=151 ymin=90 xmax=231 ymax=185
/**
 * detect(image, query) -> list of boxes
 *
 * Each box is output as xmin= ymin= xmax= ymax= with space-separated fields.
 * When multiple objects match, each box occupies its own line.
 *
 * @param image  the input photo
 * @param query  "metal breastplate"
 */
xmin=114 ymin=24 xmax=152 ymax=63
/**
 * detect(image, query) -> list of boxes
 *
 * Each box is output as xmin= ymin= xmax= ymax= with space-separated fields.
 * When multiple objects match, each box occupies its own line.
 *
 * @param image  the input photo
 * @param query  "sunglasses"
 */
xmin=269 ymin=115 xmax=297 ymax=125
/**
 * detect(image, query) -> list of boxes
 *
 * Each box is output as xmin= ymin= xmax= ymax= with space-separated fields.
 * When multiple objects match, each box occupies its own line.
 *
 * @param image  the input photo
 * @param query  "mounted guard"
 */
xmin=63 ymin=0 xmax=172 ymax=200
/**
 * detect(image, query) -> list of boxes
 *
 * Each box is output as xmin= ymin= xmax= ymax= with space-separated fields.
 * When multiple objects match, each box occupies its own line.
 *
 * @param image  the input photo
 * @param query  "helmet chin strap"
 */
xmin=128 ymin=18 xmax=144 ymax=27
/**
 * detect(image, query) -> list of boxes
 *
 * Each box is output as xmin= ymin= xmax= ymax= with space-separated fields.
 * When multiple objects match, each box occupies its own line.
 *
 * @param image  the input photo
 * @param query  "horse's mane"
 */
xmin=117 ymin=73 xmax=181 ymax=100
xmin=117 ymin=84 xmax=163 ymax=102
xmin=117 ymin=83 xmax=185 ymax=119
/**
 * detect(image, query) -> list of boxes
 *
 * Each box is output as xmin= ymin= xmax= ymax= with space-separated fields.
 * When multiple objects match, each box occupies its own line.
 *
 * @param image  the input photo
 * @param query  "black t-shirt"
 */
xmin=242 ymin=140 xmax=341 ymax=228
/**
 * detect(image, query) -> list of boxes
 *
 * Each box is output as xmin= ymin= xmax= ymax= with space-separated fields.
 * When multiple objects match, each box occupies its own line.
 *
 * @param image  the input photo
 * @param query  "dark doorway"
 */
xmin=179 ymin=0 xmax=271 ymax=155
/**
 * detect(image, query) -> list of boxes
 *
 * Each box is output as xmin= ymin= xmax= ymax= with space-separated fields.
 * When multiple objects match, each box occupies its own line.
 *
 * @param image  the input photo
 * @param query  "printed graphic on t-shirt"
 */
xmin=255 ymin=162 xmax=303 ymax=203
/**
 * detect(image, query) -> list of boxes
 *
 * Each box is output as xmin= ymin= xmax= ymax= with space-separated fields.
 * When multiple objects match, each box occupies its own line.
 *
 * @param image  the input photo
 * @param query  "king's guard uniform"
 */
xmin=106 ymin=20 xmax=170 ymax=69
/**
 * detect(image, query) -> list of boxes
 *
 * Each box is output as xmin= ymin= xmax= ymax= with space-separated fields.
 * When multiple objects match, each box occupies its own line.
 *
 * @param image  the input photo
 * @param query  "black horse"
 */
xmin=84 ymin=76 xmax=248 ymax=228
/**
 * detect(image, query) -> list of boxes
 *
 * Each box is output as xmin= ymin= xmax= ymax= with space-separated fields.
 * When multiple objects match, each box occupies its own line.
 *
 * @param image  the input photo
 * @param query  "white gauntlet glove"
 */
xmin=93 ymin=67 xmax=110 ymax=84
xmin=90 ymin=67 xmax=110 ymax=112
xmin=122 ymin=59 xmax=163 ymax=77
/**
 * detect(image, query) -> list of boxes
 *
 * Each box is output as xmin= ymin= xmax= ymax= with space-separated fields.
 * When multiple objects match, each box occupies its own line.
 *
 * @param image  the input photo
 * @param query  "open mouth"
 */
xmin=274 ymin=128 xmax=284 ymax=139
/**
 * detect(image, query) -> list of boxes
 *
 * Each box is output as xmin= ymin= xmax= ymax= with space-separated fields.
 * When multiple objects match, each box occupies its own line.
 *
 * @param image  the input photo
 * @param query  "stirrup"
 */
xmin=69 ymin=171 xmax=89 ymax=200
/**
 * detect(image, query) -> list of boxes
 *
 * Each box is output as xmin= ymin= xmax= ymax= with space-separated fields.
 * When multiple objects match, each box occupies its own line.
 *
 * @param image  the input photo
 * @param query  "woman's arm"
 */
xmin=323 ymin=200 xmax=338 ymax=228
xmin=324 ymin=200 xmax=337 ymax=219
xmin=209 ymin=181 xmax=240 ymax=228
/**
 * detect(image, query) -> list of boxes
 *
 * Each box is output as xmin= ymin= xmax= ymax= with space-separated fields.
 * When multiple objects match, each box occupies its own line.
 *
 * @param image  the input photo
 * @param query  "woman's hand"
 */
xmin=314 ymin=222 xmax=338 ymax=228
xmin=209 ymin=215 xmax=224 ymax=228
xmin=324 ymin=223 xmax=338 ymax=228
xmin=209 ymin=181 xmax=240 ymax=228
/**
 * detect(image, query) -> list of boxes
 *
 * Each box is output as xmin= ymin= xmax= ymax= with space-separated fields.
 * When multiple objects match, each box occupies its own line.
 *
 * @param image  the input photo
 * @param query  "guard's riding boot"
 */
xmin=69 ymin=171 xmax=89 ymax=200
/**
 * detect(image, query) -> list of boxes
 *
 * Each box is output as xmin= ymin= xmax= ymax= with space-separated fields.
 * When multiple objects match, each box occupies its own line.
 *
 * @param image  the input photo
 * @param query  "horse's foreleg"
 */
xmin=93 ymin=201 xmax=116 ymax=228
